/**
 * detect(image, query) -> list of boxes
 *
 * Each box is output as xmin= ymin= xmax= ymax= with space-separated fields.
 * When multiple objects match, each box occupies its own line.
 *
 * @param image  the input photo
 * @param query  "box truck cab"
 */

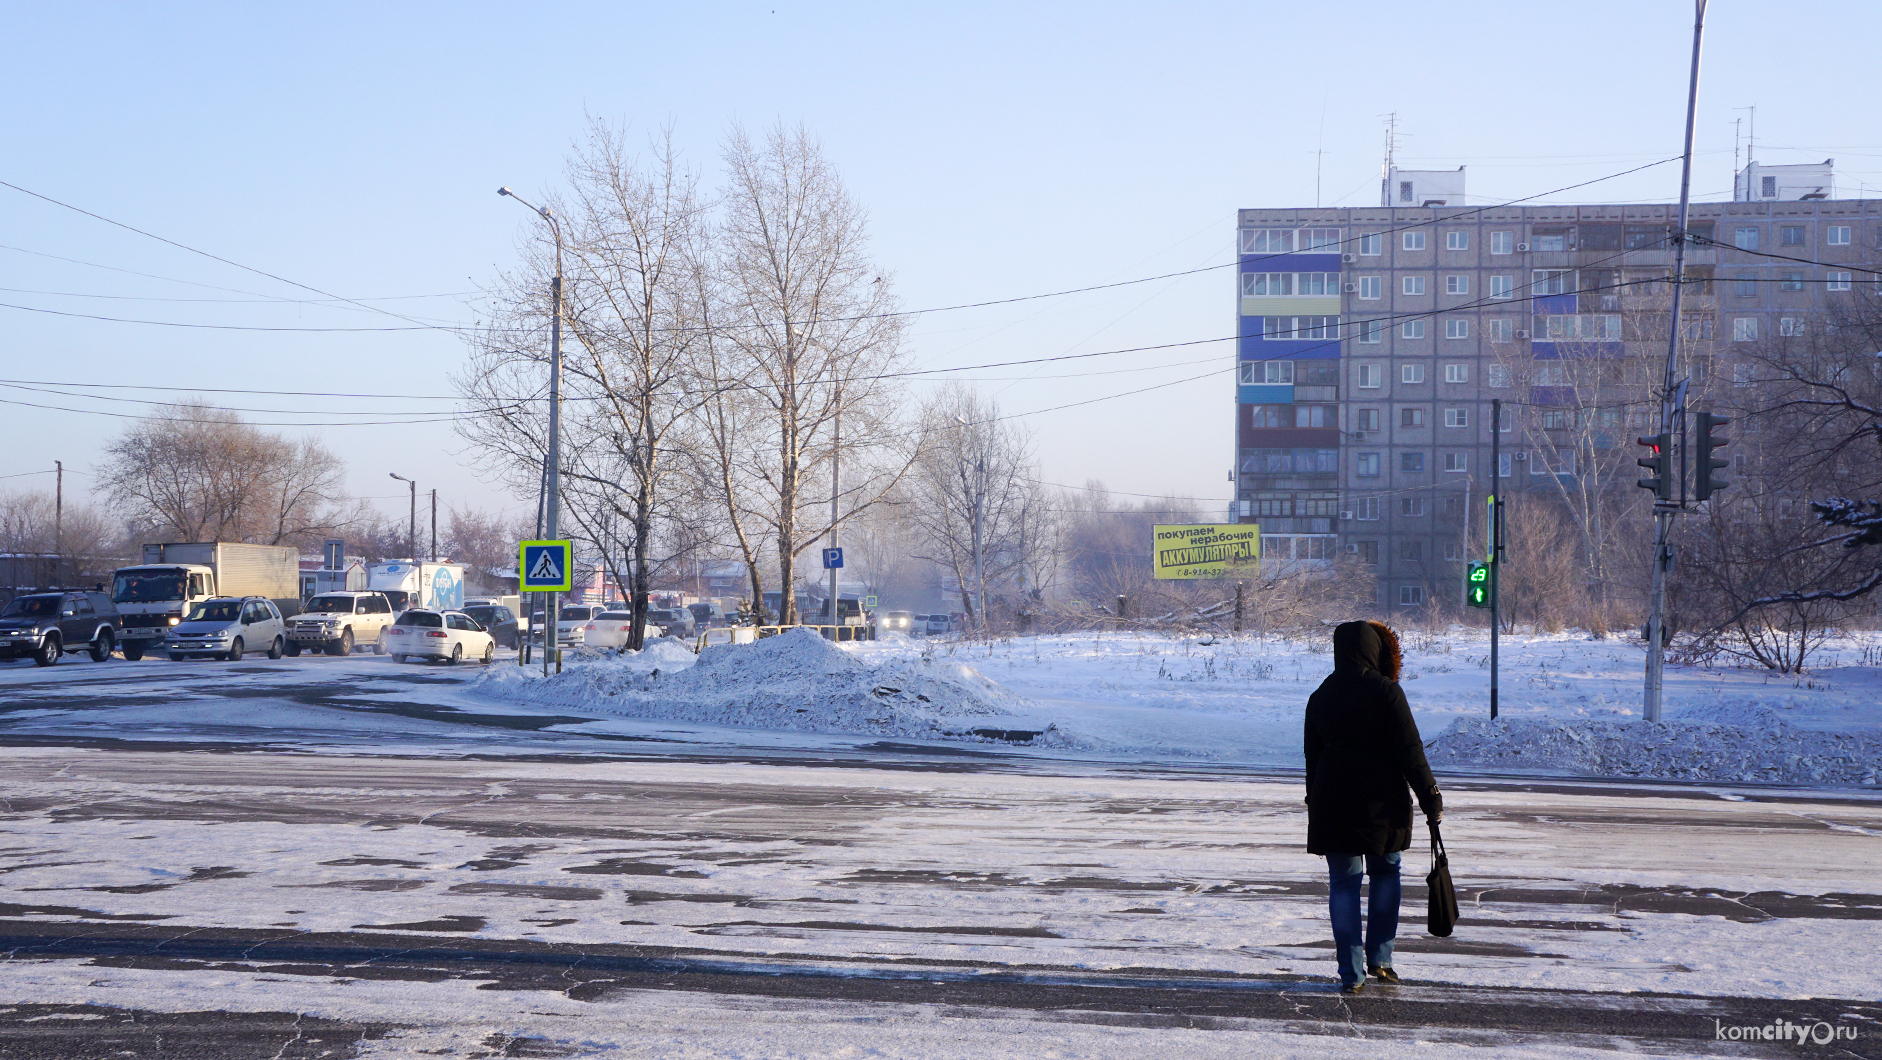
xmin=367 ymin=561 xmax=465 ymax=614
xmin=112 ymin=543 xmax=301 ymax=661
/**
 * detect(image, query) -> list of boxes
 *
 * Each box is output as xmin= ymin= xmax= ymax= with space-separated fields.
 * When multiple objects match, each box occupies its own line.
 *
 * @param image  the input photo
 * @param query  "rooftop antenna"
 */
xmin=1379 ymin=112 xmax=1398 ymax=207
xmin=1315 ymin=88 xmax=1330 ymax=208
xmin=1732 ymin=117 xmax=1741 ymax=195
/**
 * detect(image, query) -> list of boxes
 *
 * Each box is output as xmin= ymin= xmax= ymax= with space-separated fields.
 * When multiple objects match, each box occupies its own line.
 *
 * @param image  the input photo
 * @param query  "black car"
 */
xmin=461 ymin=603 xmax=520 ymax=648
xmin=0 ymin=590 xmax=119 ymax=666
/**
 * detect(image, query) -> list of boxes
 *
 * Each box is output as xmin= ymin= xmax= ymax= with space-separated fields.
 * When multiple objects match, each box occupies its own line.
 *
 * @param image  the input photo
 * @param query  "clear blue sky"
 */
xmin=3 ymin=1 xmax=1876 ymax=532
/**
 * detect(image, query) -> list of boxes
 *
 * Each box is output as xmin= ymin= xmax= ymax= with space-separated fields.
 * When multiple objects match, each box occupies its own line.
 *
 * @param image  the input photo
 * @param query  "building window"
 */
xmin=1401 ymin=319 xmax=1426 ymax=339
xmin=1357 ymin=364 xmax=1382 ymax=388
xmin=1263 ymin=316 xmax=1341 ymax=341
xmin=1400 ymin=181 xmax=1415 ymax=203
xmin=1401 ymin=407 xmax=1426 ymax=428
xmin=1780 ymin=226 xmax=1806 ymax=247
xmin=1444 ymin=363 xmax=1468 ymax=383
xmin=1357 ymin=452 xmax=1381 ymax=478
xmin=1399 ymin=584 xmax=1424 ymax=607
xmin=1533 ymin=270 xmax=1572 ymax=296
xmin=1446 ymin=231 xmax=1469 ymax=251
xmin=1356 ymin=540 xmax=1379 ymax=564
xmin=1297 ymin=272 xmax=1338 ymax=296
xmin=1444 ymin=408 xmax=1469 ymax=428
xmin=1403 ymin=231 xmax=1427 ymax=251
xmin=1486 ymin=319 xmax=1513 ymax=344
xmin=1444 ymin=452 xmax=1469 ymax=472
xmin=1401 ymin=363 xmax=1426 ymax=384
xmin=1301 ymin=228 xmax=1342 ymax=251
xmin=1445 ymin=275 xmax=1469 ymax=295
xmin=1489 ymin=275 xmax=1514 ymax=299
xmin=1401 ymin=452 xmax=1425 ymax=473
xmin=1733 ymin=317 xmax=1758 ymax=342
xmin=1356 ymin=319 xmax=1383 ymax=344
xmin=1734 ymin=272 xmax=1757 ymax=297
xmin=1358 ymin=276 xmax=1381 ymax=299
xmin=1733 ymin=226 xmax=1760 ymax=250
xmin=1237 ymin=362 xmax=1257 ymax=385
xmin=1498 ymin=452 xmax=1512 ymax=477
xmin=1827 ymin=226 xmax=1852 ymax=246
xmin=1541 ymin=409 xmax=1569 ymax=429
xmin=1403 ymin=275 xmax=1427 ymax=295
xmin=1242 ymin=229 xmax=1295 ymax=255
xmin=1444 ymin=319 xmax=1469 ymax=340
xmin=1486 ymin=364 xmax=1511 ymax=389
xmin=1356 ymin=408 xmax=1381 ymax=432
xmin=1779 ymin=271 xmax=1805 ymax=292
xmin=1443 ymin=541 xmax=1464 ymax=561
xmin=1399 ymin=497 xmax=1425 ymax=517
xmin=1779 ymin=317 xmax=1806 ymax=337
xmin=1490 ymin=231 xmax=1513 ymax=255
xmin=1243 ymin=272 xmax=1293 ymax=296
xmin=1263 ymin=360 xmax=1294 ymax=383
xmin=1760 ymin=175 xmax=1777 ymax=198
xmin=1356 ymin=496 xmax=1381 ymax=521
xmin=1359 ymin=233 xmax=1382 ymax=256
xmin=1531 ymin=231 xmax=1568 ymax=252
xmin=1535 ymin=364 xmax=1567 ymax=386
xmin=1828 ymin=271 xmax=1852 ymax=291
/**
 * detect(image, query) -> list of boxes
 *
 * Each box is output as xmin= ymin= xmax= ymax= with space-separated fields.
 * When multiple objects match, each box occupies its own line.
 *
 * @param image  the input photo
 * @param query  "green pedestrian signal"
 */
xmin=1465 ymin=561 xmax=1491 ymax=609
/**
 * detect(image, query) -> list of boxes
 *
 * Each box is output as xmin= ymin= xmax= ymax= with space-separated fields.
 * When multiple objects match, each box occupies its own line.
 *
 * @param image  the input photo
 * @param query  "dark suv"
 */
xmin=0 ymin=590 xmax=119 ymax=666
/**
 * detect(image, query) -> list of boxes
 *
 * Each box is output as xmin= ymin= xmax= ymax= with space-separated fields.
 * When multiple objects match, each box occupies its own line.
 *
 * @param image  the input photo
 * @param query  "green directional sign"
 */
xmin=519 ymin=540 xmax=573 ymax=592
xmin=1465 ymin=561 xmax=1491 ymax=609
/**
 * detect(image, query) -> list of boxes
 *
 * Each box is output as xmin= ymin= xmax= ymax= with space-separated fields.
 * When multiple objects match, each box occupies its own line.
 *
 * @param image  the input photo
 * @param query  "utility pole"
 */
xmin=829 ymin=390 xmax=841 ymax=630
xmin=499 ymin=186 xmax=564 ymax=676
xmin=389 ymin=473 xmax=417 ymax=561
xmin=429 ymin=489 xmax=437 ymax=563
xmin=973 ymin=456 xmax=986 ymax=634
xmin=1645 ymin=0 xmax=1708 ymax=724
xmin=1489 ymin=400 xmax=1502 ymax=721
xmin=54 ymin=460 xmax=63 ymax=560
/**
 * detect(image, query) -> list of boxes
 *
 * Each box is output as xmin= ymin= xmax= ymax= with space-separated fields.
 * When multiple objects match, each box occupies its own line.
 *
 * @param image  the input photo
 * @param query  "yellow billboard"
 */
xmin=1152 ymin=523 xmax=1261 ymax=580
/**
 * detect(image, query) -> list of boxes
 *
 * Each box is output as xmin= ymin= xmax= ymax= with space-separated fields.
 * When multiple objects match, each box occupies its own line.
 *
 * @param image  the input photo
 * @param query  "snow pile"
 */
xmin=473 ymin=627 xmax=1057 ymax=744
xmin=1426 ymin=708 xmax=1882 ymax=787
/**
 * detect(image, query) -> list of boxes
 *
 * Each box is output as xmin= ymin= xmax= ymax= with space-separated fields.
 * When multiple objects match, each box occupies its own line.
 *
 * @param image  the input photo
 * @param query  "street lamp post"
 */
xmin=498 ymin=186 xmax=565 ymax=675
xmin=389 ymin=473 xmax=416 ymax=562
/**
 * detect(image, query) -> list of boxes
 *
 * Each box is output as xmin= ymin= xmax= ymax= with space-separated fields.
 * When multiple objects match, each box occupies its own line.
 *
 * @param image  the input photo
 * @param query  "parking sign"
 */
xmin=821 ymin=547 xmax=844 ymax=569
xmin=519 ymin=540 xmax=573 ymax=592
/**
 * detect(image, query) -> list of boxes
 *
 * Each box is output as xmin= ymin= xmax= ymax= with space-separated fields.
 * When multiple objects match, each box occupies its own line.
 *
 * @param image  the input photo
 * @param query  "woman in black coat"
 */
xmin=1304 ymin=620 xmax=1442 ymax=993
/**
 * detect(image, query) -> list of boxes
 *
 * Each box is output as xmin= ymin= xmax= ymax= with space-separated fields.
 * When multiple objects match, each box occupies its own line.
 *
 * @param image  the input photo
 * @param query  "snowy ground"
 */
xmin=462 ymin=626 xmax=1882 ymax=787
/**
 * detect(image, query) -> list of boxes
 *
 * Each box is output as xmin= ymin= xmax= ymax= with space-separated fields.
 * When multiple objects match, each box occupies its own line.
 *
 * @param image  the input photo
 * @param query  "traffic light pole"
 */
xmin=1489 ymin=399 xmax=1501 ymax=721
xmin=1645 ymin=0 xmax=1707 ymax=723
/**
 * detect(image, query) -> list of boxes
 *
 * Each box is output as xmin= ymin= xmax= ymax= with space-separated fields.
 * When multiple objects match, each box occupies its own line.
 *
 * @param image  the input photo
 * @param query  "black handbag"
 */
xmin=1426 ymin=821 xmax=1459 ymax=937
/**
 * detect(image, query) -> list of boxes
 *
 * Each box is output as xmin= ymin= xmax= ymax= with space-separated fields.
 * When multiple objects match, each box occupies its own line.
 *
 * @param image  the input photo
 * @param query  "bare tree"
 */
xmin=904 ymin=386 xmax=1042 ymax=632
xmin=0 ymin=490 xmax=123 ymax=584
xmin=98 ymin=404 xmax=357 ymax=548
xmin=716 ymin=122 xmax=910 ymax=624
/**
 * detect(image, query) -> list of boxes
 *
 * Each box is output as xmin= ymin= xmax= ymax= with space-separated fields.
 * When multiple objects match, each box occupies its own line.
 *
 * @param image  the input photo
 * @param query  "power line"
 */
xmin=0 ymin=300 xmax=443 ymax=331
xmin=0 ymin=395 xmax=463 ymax=427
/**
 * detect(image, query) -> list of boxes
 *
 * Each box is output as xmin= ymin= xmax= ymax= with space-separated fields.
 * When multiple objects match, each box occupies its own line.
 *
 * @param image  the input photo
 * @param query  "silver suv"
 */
xmin=288 ymin=591 xmax=396 ymax=656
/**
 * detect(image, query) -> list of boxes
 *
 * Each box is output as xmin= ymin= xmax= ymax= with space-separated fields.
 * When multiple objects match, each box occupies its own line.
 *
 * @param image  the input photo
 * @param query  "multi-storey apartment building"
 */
xmin=1233 ymin=162 xmax=1881 ymax=610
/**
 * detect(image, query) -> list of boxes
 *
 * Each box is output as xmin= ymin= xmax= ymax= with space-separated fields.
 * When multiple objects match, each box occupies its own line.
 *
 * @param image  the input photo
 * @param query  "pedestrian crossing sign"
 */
xmin=519 ymin=540 xmax=573 ymax=592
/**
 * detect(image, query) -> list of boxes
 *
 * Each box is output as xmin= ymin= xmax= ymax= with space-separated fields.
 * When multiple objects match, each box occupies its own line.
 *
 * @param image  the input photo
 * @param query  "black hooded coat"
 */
xmin=1304 ymin=621 xmax=1442 ymax=856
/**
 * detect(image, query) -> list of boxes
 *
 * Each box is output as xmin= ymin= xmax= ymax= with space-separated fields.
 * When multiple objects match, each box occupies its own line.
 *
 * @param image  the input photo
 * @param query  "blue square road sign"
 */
xmin=821 ymin=547 xmax=844 ymax=570
xmin=519 ymin=540 xmax=574 ymax=592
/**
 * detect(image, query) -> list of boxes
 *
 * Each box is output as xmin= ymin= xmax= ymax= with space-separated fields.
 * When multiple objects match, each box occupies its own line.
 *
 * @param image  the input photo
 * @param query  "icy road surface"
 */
xmin=1 ymin=748 xmax=1878 ymax=1057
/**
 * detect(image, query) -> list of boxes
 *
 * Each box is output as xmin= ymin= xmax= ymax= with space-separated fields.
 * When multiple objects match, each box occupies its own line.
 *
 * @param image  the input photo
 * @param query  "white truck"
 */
xmin=366 ymin=561 xmax=466 ymax=613
xmin=112 ymin=543 xmax=301 ymax=661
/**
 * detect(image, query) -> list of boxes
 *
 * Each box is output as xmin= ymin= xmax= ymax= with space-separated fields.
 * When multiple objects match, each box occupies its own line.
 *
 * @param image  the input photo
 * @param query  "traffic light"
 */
xmin=1636 ymin=432 xmax=1672 ymax=499
xmin=1695 ymin=411 xmax=1731 ymax=500
xmin=1465 ymin=561 xmax=1491 ymax=608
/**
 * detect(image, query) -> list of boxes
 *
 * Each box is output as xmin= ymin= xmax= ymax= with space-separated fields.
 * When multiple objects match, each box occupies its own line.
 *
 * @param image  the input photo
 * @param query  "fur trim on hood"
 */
xmin=1332 ymin=620 xmax=1403 ymax=682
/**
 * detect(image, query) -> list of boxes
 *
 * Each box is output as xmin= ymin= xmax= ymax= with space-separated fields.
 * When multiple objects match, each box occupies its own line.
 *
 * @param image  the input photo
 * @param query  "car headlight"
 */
xmin=167 ymin=616 xmax=181 ymax=626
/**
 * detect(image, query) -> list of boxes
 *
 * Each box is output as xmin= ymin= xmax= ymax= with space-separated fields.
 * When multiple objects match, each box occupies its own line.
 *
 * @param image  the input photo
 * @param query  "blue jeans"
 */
xmin=1325 ymin=851 xmax=1402 ymax=986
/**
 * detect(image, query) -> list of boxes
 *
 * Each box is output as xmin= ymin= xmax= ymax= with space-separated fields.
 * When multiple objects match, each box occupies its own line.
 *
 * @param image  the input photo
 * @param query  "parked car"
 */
xmin=385 ymin=608 xmax=495 ymax=664
xmin=0 ymin=590 xmax=119 ymax=666
xmin=556 ymin=605 xmax=599 ymax=646
xmin=876 ymin=610 xmax=915 ymax=635
xmin=165 ymin=597 xmax=286 ymax=661
xmin=287 ymin=591 xmax=395 ymax=656
xmin=645 ymin=607 xmax=695 ymax=638
xmin=583 ymin=610 xmax=661 ymax=649
xmin=924 ymin=613 xmax=954 ymax=636
xmin=461 ymin=603 xmax=520 ymax=648
xmin=687 ymin=601 xmax=725 ymax=630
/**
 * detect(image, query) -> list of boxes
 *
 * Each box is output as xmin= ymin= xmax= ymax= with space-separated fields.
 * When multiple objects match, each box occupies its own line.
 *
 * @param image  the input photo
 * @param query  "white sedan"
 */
xmin=385 ymin=608 xmax=495 ymax=664
xmin=583 ymin=610 xmax=662 ymax=649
